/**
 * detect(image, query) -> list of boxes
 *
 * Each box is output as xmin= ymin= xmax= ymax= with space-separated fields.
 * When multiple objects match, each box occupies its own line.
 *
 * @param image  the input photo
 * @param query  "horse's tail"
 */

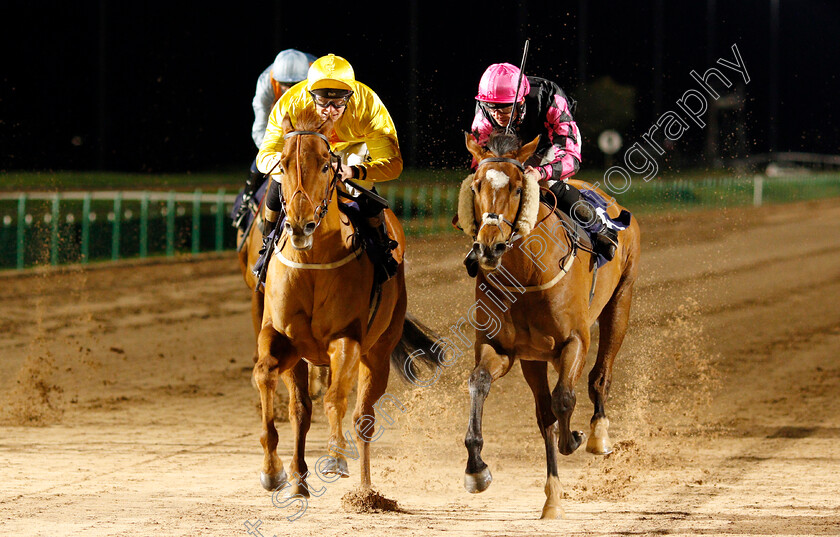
xmin=390 ymin=312 xmax=449 ymax=384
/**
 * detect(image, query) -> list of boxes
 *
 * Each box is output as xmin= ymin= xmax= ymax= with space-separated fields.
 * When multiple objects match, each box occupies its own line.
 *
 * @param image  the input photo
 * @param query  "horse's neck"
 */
xmin=500 ymin=208 xmax=572 ymax=285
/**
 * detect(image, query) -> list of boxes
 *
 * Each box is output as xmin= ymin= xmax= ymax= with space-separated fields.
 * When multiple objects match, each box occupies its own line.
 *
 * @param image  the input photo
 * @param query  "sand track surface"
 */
xmin=2 ymin=199 xmax=840 ymax=536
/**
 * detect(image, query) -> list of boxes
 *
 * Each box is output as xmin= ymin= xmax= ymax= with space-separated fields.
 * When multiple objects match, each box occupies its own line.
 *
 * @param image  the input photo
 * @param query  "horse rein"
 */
xmin=474 ymin=156 xmax=526 ymax=249
xmin=281 ymin=129 xmax=342 ymax=231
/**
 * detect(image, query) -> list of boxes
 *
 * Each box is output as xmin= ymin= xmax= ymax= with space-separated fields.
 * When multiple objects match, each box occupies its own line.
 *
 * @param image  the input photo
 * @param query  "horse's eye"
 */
xmin=322 ymin=164 xmax=329 ymax=174
xmin=516 ymin=187 xmax=523 ymax=195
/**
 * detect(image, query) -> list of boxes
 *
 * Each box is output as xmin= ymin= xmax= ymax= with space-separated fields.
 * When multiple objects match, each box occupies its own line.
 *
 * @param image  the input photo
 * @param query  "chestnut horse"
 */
xmin=253 ymin=109 xmax=441 ymax=496
xmin=458 ymin=132 xmax=641 ymax=518
xmin=237 ymin=179 xmax=328 ymax=396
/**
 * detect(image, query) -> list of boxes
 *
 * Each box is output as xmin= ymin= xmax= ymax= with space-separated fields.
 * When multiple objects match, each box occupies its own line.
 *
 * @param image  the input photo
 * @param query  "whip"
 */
xmin=506 ymin=38 xmax=530 ymax=134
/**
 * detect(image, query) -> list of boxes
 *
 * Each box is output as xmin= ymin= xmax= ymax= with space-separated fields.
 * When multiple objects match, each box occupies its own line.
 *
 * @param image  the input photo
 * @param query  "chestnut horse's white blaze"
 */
xmin=485 ymin=169 xmax=510 ymax=189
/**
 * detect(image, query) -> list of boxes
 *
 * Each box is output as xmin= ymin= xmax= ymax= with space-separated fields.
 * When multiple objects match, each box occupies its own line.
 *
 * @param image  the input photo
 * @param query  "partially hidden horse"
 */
xmin=253 ymin=108 xmax=443 ymax=496
xmin=458 ymin=131 xmax=641 ymax=518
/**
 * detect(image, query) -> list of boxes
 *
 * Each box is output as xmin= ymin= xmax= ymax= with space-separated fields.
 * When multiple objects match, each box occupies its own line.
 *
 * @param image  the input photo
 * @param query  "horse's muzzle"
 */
xmin=473 ymin=241 xmax=505 ymax=271
xmin=285 ymin=220 xmax=317 ymax=250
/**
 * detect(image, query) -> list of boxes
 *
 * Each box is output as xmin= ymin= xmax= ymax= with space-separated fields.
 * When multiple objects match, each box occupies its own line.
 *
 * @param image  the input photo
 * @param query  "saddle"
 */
xmin=337 ymin=182 xmax=403 ymax=287
xmin=540 ymin=189 xmax=632 ymax=269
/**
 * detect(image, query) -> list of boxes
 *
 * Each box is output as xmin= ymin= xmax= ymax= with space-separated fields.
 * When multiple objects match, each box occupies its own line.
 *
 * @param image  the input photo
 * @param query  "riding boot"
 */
xmin=548 ymin=180 xmax=596 ymax=226
xmin=252 ymin=217 xmax=277 ymax=285
xmin=367 ymin=211 xmax=399 ymax=280
xmin=463 ymin=249 xmax=479 ymax=278
xmin=549 ymin=181 xmax=617 ymax=261
xmin=252 ymin=180 xmax=284 ymax=282
xmin=234 ymin=169 xmax=265 ymax=229
xmin=593 ymin=226 xmax=618 ymax=261
xmin=259 ymin=217 xmax=277 ymax=254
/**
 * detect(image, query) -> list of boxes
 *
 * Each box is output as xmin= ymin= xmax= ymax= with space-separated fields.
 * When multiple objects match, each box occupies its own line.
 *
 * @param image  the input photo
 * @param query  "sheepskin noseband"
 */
xmin=457 ymin=170 xmax=540 ymax=239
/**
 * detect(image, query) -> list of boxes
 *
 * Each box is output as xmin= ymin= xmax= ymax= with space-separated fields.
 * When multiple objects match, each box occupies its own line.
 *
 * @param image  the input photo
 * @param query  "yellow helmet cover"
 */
xmin=307 ymin=54 xmax=356 ymax=94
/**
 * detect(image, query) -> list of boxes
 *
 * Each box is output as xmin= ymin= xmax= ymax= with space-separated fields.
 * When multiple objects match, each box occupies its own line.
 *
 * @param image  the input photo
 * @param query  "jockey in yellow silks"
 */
xmin=257 ymin=54 xmax=402 ymax=188
xmin=255 ymin=53 xmax=402 ymax=279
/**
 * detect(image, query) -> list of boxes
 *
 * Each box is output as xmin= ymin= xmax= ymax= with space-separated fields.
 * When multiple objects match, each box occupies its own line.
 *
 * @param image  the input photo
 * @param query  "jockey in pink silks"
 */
xmin=468 ymin=63 xmax=618 ymax=261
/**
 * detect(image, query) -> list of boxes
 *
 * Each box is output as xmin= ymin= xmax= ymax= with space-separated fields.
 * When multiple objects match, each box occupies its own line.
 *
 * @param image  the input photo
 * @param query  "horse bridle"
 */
xmin=473 ymin=156 xmax=526 ymax=249
xmin=272 ymin=129 xmax=342 ymax=231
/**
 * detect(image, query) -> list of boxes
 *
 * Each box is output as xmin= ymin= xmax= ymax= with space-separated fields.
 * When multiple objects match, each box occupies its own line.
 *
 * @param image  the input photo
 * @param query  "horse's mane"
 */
xmin=486 ymin=130 xmax=521 ymax=158
xmin=293 ymin=107 xmax=329 ymax=133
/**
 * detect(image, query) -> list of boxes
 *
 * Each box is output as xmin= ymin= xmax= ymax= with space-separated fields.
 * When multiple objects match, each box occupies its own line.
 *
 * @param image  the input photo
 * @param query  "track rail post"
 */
xmin=16 ymin=193 xmax=26 ymax=269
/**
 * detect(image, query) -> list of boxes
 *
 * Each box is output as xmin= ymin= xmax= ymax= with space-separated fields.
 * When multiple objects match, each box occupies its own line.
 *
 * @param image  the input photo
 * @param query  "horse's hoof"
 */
xmin=285 ymin=481 xmax=311 ymax=498
xmin=586 ymin=418 xmax=613 ymax=455
xmin=464 ymin=467 xmax=493 ymax=493
xmin=320 ymin=456 xmax=350 ymax=478
xmin=260 ymin=469 xmax=288 ymax=491
xmin=559 ymin=430 xmax=586 ymax=455
xmin=540 ymin=504 xmax=564 ymax=520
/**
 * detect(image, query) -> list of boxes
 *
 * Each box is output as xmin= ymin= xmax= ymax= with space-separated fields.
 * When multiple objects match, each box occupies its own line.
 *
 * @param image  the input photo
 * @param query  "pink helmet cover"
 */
xmin=475 ymin=63 xmax=531 ymax=103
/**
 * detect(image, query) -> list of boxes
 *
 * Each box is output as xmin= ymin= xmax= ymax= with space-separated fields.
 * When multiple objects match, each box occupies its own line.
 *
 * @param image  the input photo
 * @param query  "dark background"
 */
xmin=2 ymin=0 xmax=838 ymax=174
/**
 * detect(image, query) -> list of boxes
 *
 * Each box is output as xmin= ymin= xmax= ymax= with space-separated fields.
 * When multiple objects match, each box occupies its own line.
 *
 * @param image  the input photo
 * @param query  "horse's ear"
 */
xmin=281 ymin=113 xmax=294 ymax=135
xmin=319 ymin=116 xmax=334 ymax=134
xmin=465 ymin=132 xmax=486 ymax=162
xmin=516 ymin=135 xmax=541 ymax=163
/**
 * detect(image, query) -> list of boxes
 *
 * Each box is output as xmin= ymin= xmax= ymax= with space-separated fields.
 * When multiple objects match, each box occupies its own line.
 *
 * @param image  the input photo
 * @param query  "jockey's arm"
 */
xmin=251 ymin=68 xmax=276 ymax=149
xmin=255 ymin=93 xmax=291 ymax=176
xmin=529 ymin=94 xmax=582 ymax=182
xmin=354 ymin=91 xmax=402 ymax=185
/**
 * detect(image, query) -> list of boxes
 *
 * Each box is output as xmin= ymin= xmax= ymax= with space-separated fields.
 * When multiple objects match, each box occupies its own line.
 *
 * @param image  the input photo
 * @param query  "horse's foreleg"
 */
xmin=308 ymin=365 xmax=328 ymax=399
xmin=588 ymin=282 xmax=633 ymax=455
xmin=551 ymin=333 xmax=588 ymax=456
xmin=250 ymin=290 xmax=264 ymax=364
xmin=281 ymin=359 xmax=313 ymax=497
xmin=352 ymin=349 xmax=390 ymax=490
xmin=464 ymin=343 xmax=513 ymax=494
xmin=521 ymin=360 xmax=564 ymax=519
xmin=322 ymin=337 xmax=361 ymax=478
xmin=255 ymin=324 xmax=295 ymax=491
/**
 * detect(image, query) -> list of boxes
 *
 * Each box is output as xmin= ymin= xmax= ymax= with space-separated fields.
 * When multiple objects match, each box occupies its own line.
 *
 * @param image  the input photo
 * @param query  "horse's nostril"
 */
xmin=303 ymin=222 xmax=317 ymax=235
xmin=493 ymin=242 xmax=506 ymax=254
xmin=472 ymin=242 xmax=481 ymax=254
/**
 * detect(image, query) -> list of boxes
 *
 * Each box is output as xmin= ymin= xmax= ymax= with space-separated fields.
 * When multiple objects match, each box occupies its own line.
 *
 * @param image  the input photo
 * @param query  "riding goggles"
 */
xmin=480 ymin=101 xmax=515 ymax=111
xmin=309 ymin=90 xmax=353 ymax=110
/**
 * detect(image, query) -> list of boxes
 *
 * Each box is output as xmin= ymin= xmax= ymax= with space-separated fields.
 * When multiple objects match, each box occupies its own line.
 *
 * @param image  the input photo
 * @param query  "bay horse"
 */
xmin=459 ymin=131 xmax=641 ymax=518
xmin=253 ymin=108 xmax=441 ymax=496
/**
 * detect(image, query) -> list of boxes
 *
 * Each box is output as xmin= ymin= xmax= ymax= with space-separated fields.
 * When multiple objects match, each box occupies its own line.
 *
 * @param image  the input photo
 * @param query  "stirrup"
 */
xmin=233 ymin=196 xmax=257 ymax=229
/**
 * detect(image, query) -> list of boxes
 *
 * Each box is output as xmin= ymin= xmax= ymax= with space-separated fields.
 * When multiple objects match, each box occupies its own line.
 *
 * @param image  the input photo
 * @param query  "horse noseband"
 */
xmin=473 ymin=157 xmax=526 ymax=249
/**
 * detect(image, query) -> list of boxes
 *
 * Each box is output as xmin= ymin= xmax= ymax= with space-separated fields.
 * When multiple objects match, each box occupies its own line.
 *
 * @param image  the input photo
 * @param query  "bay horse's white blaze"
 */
xmin=485 ymin=169 xmax=510 ymax=190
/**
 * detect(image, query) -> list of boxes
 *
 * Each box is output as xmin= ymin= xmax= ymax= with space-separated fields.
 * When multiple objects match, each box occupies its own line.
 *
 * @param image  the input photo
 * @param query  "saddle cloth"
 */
xmin=541 ymin=188 xmax=632 ymax=268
